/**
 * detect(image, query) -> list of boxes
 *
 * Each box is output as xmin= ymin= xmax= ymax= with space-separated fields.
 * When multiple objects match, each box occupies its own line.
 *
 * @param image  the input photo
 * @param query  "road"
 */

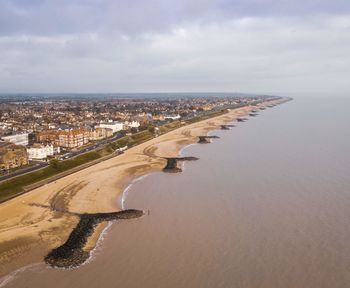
xmin=0 ymin=133 xmax=124 ymax=183
xmin=0 ymin=100 xmax=265 ymax=183
xmin=0 ymin=161 xmax=48 ymax=182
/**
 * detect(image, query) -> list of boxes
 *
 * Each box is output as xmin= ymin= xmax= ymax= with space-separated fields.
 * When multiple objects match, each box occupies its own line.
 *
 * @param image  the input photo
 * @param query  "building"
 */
xmin=96 ymin=122 xmax=124 ymax=133
xmin=58 ymin=129 xmax=89 ymax=149
xmin=152 ymin=115 xmax=165 ymax=121
xmin=0 ymin=142 xmax=29 ymax=170
xmin=89 ymin=127 xmax=113 ymax=141
xmin=2 ymin=133 xmax=29 ymax=146
xmin=36 ymin=130 xmax=60 ymax=145
xmin=125 ymin=121 xmax=140 ymax=129
xmin=36 ymin=129 xmax=89 ymax=149
xmin=27 ymin=144 xmax=60 ymax=160
xmin=164 ymin=114 xmax=181 ymax=120
xmin=135 ymin=114 xmax=153 ymax=126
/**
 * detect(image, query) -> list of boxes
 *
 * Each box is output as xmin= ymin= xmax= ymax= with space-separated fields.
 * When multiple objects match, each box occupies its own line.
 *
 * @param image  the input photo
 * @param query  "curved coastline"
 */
xmin=78 ymin=102 xmax=254 ymax=268
xmin=119 ymin=173 xmax=152 ymax=210
xmin=0 ymin=97 xmax=291 ymax=279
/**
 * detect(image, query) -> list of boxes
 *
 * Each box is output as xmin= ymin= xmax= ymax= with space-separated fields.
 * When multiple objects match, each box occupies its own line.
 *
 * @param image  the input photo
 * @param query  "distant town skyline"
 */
xmin=0 ymin=0 xmax=349 ymax=95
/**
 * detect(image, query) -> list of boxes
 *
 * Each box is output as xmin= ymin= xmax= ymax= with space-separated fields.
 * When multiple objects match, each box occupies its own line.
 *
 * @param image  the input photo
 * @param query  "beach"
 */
xmin=0 ymin=98 xmax=287 ymax=279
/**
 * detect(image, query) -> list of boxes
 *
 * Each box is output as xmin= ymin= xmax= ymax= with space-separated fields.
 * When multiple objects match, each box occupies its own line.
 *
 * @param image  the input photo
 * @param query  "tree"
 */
xmin=147 ymin=125 xmax=155 ymax=133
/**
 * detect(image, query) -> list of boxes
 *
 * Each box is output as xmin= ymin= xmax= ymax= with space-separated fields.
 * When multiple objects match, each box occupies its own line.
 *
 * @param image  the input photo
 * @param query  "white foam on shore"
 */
xmin=38 ymin=221 xmax=114 ymax=272
xmin=119 ymin=174 xmax=151 ymax=210
xmin=0 ymin=263 xmax=43 ymax=287
xmin=49 ymin=173 xmax=153 ymax=271
xmin=84 ymin=173 xmax=153 ymax=266
xmin=1 ymin=174 xmax=150 ymax=282
xmin=84 ymin=220 xmax=114 ymax=266
xmin=179 ymin=143 xmax=200 ymax=172
xmin=179 ymin=143 xmax=198 ymax=156
xmin=26 ymin=224 xmax=115 ymax=273
xmin=64 ymin=173 xmax=151 ymax=269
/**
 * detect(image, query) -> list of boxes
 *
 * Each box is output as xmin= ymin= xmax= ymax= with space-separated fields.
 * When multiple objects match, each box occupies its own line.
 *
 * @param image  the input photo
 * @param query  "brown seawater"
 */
xmin=3 ymin=96 xmax=350 ymax=288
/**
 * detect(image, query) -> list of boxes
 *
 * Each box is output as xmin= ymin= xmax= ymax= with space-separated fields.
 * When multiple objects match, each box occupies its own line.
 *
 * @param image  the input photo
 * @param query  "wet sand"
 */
xmin=0 ymin=98 xmax=287 ymax=279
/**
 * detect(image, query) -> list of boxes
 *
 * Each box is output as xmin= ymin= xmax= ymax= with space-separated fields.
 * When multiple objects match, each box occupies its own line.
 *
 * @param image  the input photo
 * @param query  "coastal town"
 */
xmin=0 ymin=93 xmax=287 ymax=280
xmin=1 ymin=0 xmax=347 ymax=286
xmin=0 ymin=94 xmax=273 ymax=178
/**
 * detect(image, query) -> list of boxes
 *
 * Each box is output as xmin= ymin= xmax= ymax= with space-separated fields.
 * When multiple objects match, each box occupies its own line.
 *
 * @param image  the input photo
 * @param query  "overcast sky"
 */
xmin=0 ymin=0 xmax=349 ymax=95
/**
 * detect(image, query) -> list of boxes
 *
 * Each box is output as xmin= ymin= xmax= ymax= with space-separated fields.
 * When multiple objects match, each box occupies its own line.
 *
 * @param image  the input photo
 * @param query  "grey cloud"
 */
xmin=0 ymin=16 xmax=349 ymax=94
xmin=1 ymin=0 xmax=350 ymax=36
xmin=0 ymin=1 xmax=350 ymax=94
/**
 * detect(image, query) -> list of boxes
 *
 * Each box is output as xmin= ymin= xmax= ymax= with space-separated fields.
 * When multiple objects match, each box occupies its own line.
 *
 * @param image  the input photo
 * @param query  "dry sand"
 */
xmin=0 ymin=99 xmax=287 ymax=279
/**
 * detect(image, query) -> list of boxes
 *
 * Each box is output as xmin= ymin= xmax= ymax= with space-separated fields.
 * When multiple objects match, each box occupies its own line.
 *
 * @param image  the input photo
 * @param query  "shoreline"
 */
xmin=120 ymin=173 xmax=152 ymax=210
xmin=0 ymin=97 xmax=290 ymax=281
xmin=44 ymin=210 xmax=144 ymax=268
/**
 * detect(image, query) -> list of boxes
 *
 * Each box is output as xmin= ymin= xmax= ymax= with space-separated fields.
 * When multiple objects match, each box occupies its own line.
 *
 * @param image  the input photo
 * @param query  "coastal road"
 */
xmin=0 ymin=161 xmax=48 ymax=182
xmin=0 ymin=133 xmax=124 ymax=183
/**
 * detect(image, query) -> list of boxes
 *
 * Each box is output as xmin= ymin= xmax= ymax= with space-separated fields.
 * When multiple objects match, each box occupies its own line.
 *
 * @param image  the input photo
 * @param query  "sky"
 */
xmin=0 ymin=0 xmax=349 ymax=95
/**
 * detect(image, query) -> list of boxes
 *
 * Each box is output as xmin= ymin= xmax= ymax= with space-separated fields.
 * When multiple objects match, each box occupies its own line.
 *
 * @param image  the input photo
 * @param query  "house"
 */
xmin=58 ymin=129 xmax=89 ymax=149
xmin=0 ymin=142 xmax=29 ymax=170
xmin=27 ymin=144 xmax=60 ymax=160
xmin=96 ymin=122 xmax=124 ymax=133
xmin=164 ymin=114 xmax=181 ymax=120
xmin=89 ymin=127 xmax=113 ymax=141
xmin=1 ymin=133 xmax=29 ymax=146
xmin=124 ymin=121 xmax=140 ymax=129
xmin=36 ymin=130 xmax=60 ymax=145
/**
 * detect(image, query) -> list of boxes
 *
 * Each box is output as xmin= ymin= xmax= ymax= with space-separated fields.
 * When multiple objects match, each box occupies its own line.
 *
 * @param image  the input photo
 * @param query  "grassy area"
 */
xmin=159 ymin=121 xmax=183 ymax=134
xmin=108 ymin=130 xmax=155 ymax=150
xmin=0 ymin=151 xmax=102 ymax=201
xmin=0 ymin=131 xmax=156 ymax=201
xmin=185 ymin=109 xmax=228 ymax=124
xmin=0 ymin=105 xmax=239 ymax=202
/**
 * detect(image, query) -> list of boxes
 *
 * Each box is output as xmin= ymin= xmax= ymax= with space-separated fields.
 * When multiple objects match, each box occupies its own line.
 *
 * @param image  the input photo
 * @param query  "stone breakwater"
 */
xmin=163 ymin=157 xmax=199 ymax=173
xmin=198 ymin=135 xmax=220 ymax=144
xmin=220 ymin=124 xmax=235 ymax=130
xmin=45 ymin=209 xmax=144 ymax=268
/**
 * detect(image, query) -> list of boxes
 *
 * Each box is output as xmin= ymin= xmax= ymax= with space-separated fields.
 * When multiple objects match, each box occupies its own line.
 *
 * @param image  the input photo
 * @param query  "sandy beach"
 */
xmin=0 ymin=98 xmax=286 ymax=279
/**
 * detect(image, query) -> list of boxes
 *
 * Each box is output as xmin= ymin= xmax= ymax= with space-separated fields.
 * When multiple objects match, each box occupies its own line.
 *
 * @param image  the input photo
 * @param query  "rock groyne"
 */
xmin=45 ymin=209 xmax=144 ymax=268
xmin=163 ymin=157 xmax=199 ymax=173
xmin=198 ymin=135 xmax=220 ymax=144
xmin=220 ymin=124 xmax=235 ymax=130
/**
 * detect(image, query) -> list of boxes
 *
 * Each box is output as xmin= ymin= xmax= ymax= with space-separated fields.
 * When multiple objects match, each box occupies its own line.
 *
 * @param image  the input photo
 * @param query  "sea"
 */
xmin=3 ymin=96 xmax=350 ymax=288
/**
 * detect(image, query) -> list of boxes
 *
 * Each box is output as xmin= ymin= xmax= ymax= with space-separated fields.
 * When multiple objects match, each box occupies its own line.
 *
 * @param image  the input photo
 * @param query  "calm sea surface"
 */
xmin=4 ymin=97 xmax=350 ymax=288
